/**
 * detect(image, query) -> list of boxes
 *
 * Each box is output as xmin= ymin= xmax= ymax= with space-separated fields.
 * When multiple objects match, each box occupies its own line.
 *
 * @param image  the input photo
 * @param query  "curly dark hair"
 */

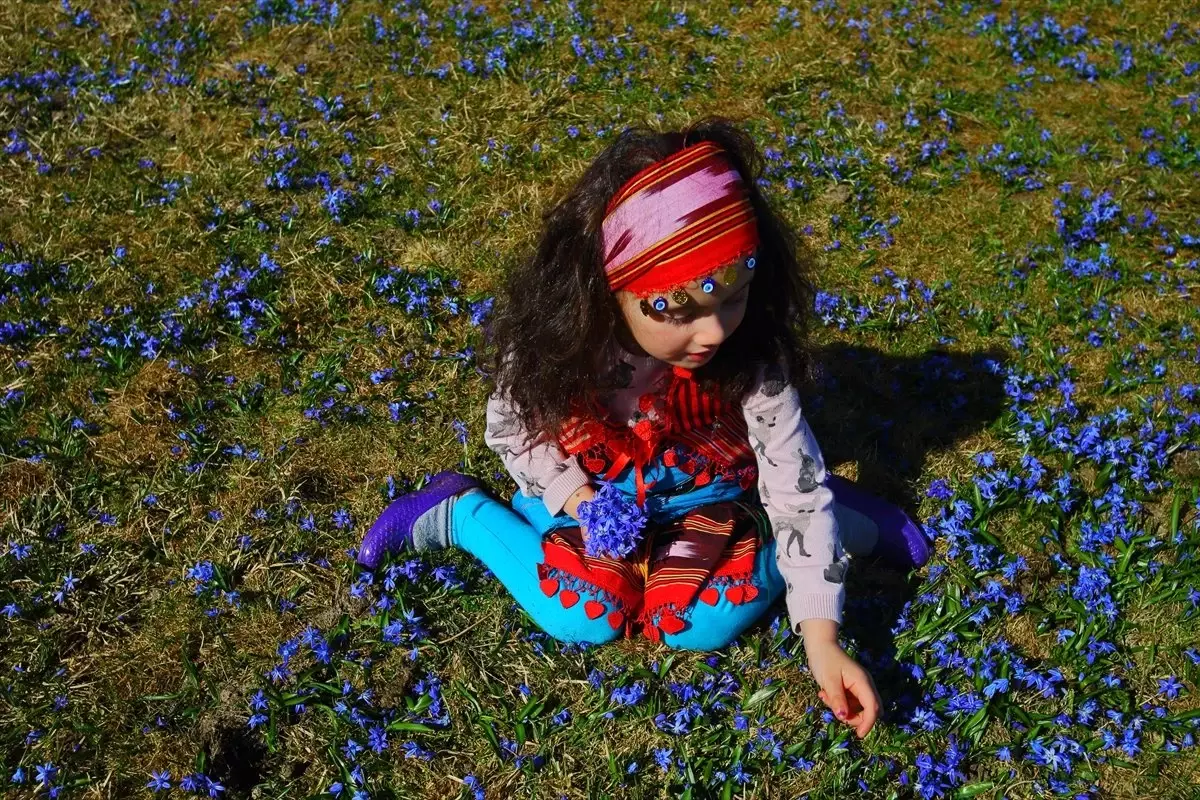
xmin=487 ymin=115 xmax=818 ymax=439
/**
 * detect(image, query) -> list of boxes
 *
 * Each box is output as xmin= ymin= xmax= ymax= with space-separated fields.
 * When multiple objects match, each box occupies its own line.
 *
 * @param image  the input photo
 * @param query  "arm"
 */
xmin=743 ymin=363 xmax=877 ymax=738
xmin=741 ymin=365 xmax=848 ymax=629
xmin=484 ymin=390 xmax=592 ymax=517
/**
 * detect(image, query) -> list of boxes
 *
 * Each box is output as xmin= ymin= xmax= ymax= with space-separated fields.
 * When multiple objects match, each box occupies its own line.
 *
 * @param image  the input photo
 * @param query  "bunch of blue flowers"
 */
xmin=576 ymin=482 xmax=648 ymax=559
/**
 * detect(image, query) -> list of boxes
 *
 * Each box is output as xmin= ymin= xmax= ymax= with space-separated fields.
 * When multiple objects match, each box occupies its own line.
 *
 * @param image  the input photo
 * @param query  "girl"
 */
xmin=357 ymin=117 xmax=931 ymax=739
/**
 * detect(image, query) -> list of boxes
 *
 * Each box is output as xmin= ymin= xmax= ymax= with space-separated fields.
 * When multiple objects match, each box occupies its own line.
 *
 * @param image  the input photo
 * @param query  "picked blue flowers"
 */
xmin=576 ymin=482 xmax=648 ymax=559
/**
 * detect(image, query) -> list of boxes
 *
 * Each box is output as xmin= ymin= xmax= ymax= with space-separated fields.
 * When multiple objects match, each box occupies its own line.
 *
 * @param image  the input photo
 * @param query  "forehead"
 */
xmin=659 ymin=256 xmax=756 ymax=311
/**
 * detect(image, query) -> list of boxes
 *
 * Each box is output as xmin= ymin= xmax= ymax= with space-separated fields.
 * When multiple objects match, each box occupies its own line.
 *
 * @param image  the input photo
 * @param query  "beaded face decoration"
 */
xmin=638 ymin=252 xmax=757 ymax=317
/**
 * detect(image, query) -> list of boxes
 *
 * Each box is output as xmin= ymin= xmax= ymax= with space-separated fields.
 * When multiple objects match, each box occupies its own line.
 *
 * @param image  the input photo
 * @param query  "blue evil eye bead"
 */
xmin=651 ymin=296 xmax=669 ymax=312
xmin=745 ymin=255 xmax=757 ymax=270
xmin=700 ymin=276 xmax=717 ymax=294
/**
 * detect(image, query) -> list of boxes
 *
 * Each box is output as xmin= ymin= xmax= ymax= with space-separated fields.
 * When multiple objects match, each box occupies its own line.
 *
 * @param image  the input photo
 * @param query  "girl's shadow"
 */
xmin=745 ymin=343 xmax=1008 ymax=717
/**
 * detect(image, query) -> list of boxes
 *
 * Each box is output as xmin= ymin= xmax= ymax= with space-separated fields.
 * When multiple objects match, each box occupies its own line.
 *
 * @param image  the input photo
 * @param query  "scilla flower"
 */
xmin=576 ymin=482 xmax=648 ymax=559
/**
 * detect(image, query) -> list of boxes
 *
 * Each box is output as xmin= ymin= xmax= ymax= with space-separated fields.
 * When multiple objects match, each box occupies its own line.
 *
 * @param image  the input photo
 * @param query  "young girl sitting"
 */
xmin=357 ymin=117 xmax=931 ymax=739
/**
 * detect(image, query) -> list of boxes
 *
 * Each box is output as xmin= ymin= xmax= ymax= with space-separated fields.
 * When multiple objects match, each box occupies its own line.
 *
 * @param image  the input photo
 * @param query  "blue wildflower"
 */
xmin=576 ymin=482 xmax=648 ymax=559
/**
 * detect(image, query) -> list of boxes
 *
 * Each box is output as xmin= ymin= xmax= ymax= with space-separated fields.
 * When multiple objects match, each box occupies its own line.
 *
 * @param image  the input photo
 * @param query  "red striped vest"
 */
xmin=558 ymin=365 xmax=758 ymax=506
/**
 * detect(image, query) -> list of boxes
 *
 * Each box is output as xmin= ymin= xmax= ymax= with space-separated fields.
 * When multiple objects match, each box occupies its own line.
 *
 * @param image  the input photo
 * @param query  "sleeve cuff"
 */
xmin=541 ymin=460 xmax=592 ymax=517
xmin=786 ymin=590 xmax=844 ymax=631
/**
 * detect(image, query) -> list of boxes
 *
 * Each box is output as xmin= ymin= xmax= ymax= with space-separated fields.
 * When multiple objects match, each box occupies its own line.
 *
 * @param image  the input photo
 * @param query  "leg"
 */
xmin=834 ymin=499 xmax=879 ymax=555
xmin=451 ymin=490 xmax=621 ymax=646
xmin=826 ymin=473 xmax=930 ymax=568
xmin=661 ymin=538 xmax=787 ymax=651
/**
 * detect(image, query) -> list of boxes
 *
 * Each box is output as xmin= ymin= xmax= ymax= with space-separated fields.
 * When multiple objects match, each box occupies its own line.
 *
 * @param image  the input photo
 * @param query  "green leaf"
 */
xmin=181 ymin=645 xmax=201 ymax=689
xmin=1167 ymin=707 xmax=1200 ymax=723
xmin=744 ymin=683 xmax=781 ymax=711
xmin=517 ymin=696 xmax=544 ymax=721
xmin=657 ymin=653 xmax=677 ymax=678
xmin=515 ymin=721 xmax=527 ymax=748
xmin=478 ymin=720 xmax=501 ymax=757
xmin=962 ymin=706 xmax=990 ymax=743
xmin=385 ymin=721 xmax=435 ymax=733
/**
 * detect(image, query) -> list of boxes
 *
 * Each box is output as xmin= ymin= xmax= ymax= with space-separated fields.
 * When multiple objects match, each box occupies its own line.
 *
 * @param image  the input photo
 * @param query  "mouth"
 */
xmin=685 ymin=349 xmax=716 ymax=362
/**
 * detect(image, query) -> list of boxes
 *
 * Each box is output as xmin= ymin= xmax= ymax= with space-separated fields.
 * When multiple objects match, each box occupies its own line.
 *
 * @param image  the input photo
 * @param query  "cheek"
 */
xmin=727 ymin=302 xmax=749 ymax=331
xmin=630 ymin=315 xmax=689 ymax=351
xmin=620 ymin=305 xmax=687 ymax=351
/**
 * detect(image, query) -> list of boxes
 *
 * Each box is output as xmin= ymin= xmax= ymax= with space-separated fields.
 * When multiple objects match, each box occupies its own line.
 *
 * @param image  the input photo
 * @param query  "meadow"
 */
xmin=2 ymin=0 xmax=1199 ymax=797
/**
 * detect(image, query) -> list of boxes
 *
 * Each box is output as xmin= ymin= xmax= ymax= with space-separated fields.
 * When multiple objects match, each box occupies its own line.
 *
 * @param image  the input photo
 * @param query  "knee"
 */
xmin=661 ymin=594 xmax=775 ymax=651
xmin=661 ymin=624 xmax=739 ymax=651
xmin=537 ymin=611 xmax=624 ymax=646
xmin=660 ymin=608 xmax=745 ymax=651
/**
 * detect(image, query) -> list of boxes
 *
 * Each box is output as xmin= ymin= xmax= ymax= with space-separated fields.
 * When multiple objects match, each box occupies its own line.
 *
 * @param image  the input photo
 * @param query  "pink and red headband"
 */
xmin=601 ymin=140 xmax=760 ymax=297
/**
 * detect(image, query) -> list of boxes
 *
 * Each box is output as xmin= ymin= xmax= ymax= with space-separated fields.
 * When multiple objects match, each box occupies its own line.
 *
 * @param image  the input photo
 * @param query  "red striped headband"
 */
xmin=601 ymin=140 xmax=759 ymax=296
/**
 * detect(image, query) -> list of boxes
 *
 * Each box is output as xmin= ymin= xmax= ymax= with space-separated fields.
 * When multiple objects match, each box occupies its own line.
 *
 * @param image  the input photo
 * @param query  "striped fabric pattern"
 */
xmin=558 ymin=366 xmax=756 ymax=503
xmin=539 ymin=500 xmax=767 ymax=640
xmin=601 ymin=140 xmax=759 ymax=295
xmin=540 ymin=366 xmax=765 ymax=640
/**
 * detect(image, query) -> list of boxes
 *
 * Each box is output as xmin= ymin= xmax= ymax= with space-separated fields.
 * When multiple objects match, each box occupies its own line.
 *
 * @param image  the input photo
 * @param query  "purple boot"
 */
xmin=826 ymin=473 xmax=932 ymax=571
xmin=357 ymin=471 xmax=481 ymax=570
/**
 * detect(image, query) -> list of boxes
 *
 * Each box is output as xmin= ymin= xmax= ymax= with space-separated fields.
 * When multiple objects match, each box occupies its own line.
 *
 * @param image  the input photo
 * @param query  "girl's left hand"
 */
xmin=804 ymin=637 xmax=881 ymax=739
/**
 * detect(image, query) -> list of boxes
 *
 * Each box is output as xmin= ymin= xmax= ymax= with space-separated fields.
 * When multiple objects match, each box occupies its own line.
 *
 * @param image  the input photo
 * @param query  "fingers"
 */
xmin=822 ymin=684 xmax=879 ymax=738
xmin=844 ymin=677 xmax=881 ymax=738
xmin=821 ymin=683 xmax=851 ymax=721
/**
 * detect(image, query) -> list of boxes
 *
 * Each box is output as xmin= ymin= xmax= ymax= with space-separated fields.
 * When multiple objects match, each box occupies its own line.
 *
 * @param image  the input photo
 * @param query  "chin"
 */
xmin=679 ymin=352 xmax=716 ymax=367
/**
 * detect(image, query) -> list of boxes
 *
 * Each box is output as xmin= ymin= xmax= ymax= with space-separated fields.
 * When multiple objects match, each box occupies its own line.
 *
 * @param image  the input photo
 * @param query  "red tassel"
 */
xmin=726 ymin=585 xmax=746 ymax=605
xmin=644 ymin=623 xmax=662 ymax=642
xmin=559 ymin=589 xmax=580 ymax=608
xmin=539 ymin=578 xmax=559 ymax=597
xmin=607 ymin=610 xmax=625 ymax=630
xmin=699 ymin=587 xmax=720 ymax=606
xmin=658 ymin=613 xmax=685 ymax=635
xmin=584 ymin=600 xmax=606 ymax=619
xmin=742 ymin=584 xmax=759 ymax=602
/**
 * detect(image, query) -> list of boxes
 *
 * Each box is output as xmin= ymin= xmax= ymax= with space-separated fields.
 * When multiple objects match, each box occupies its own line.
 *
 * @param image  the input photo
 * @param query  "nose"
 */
xmin=691 ymin=313 xmax=730 ymax=349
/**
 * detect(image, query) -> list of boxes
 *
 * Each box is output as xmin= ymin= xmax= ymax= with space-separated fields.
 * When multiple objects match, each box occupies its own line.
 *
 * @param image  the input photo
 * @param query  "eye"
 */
xmin=664 ymin=312 xmax=694 ymax=327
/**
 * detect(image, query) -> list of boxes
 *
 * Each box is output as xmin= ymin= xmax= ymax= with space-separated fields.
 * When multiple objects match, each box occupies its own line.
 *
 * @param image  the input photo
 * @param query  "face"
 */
xmin=615 ymin=254 xmax=756 ymax=369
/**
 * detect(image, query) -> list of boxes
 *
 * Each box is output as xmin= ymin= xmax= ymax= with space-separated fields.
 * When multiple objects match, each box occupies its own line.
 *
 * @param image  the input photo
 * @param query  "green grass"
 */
xmin=2 ymin=0 xmax=1200 ymax=798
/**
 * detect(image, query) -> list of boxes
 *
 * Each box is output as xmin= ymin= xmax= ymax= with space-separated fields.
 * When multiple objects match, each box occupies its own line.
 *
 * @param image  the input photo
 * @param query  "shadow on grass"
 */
xmin=742 ymin=342 xmax=1010 ymax=720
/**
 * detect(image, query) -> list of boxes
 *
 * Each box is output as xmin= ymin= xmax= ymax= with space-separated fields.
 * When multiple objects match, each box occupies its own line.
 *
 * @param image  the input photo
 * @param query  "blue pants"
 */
xmin=449 ymin=465 xmax=786 ymax=650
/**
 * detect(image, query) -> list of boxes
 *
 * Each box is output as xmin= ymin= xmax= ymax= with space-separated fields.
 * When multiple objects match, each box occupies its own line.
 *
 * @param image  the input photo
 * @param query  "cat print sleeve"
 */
xmin=741 ymin=361 xmax=848 ymax=628
xmin=484 ymin=390 xmax=592 ymax=516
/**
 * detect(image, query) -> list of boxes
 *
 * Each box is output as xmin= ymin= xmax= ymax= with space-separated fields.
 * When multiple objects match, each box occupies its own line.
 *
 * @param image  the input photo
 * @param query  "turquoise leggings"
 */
xmin=450 ymin=489 xmax=786 ymax=650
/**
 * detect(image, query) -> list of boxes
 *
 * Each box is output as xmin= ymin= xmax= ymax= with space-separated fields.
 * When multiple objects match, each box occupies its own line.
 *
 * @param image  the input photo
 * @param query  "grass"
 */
xmin=2 ymin=0 xmax=1200 ymax=798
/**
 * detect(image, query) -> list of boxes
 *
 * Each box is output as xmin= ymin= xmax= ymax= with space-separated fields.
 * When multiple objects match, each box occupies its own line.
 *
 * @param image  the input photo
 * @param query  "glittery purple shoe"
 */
xmin=827 ymin=473 xmax=932 ymax=571
xmin=357 ymin=471 xmax=480 ymax=570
